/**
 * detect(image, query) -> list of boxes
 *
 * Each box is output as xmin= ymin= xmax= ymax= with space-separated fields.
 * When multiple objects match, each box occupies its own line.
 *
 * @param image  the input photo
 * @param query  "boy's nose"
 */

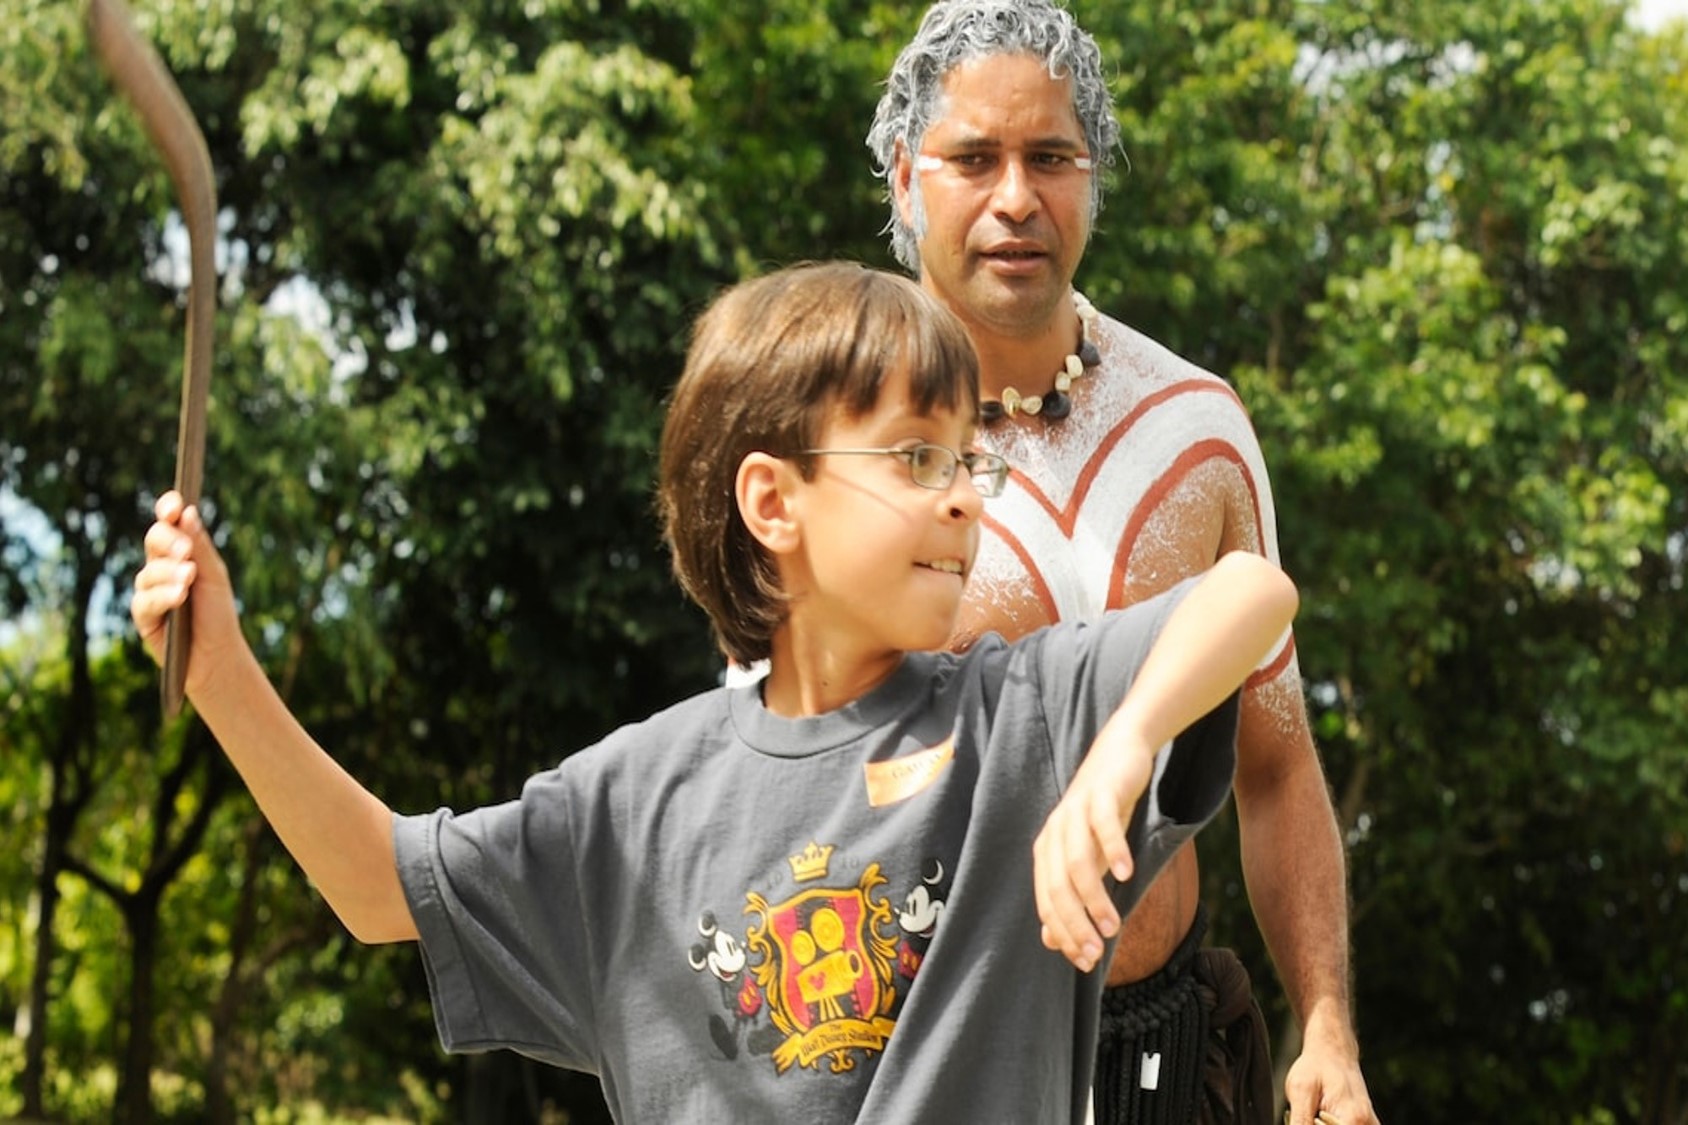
xmin=944 ymin=473 xmax=985 ymax=521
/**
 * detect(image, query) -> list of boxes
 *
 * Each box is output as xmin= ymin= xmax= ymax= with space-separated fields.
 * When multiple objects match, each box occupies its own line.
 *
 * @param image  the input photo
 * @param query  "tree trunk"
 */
xmin=1644 ymin=1015 xmax=1684 ymax=1125
xmin=20 ymin=803 xmax=71 ymax=1119
xmin=63 ymin=726 xmax=227 ymax=1125
xmin=114 ymin=896 xmax=160 ymax=1125
xmin=19 ymin=550 xmax=101 ymax=1119
xmin=204 ymin=818 xmax=267 ymax=1125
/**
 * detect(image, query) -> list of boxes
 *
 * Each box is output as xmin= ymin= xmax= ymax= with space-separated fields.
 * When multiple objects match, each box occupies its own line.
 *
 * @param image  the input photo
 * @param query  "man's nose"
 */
xmin=989 ymin=157 xmax=1038 ymax=224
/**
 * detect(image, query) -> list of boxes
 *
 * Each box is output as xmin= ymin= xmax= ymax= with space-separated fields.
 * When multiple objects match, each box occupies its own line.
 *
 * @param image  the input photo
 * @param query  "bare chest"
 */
xmin=952 ymin=324 xmax=1273 ymax=650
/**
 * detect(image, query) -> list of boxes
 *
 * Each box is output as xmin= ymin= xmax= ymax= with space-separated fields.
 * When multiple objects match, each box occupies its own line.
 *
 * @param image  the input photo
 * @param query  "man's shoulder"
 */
xmin=1086 ymin=311 xmax=1255 ymax=439
xmin=1097 ymin=311 xmax=1230 ymax=388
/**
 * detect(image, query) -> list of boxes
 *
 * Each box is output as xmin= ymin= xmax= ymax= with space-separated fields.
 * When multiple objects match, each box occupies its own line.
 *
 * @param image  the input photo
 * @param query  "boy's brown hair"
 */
xmin=658 ymin=261 xmax=980 ymax=665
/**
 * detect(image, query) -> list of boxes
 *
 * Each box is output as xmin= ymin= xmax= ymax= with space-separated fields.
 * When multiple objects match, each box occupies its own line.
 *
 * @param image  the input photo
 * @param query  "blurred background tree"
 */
xmin=2 ymin=0 xmax=1684 ymax=1121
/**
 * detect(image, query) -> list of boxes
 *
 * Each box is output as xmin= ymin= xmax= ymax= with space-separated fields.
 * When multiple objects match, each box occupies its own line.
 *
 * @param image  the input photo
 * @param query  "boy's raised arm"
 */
xmin=132 ymin=492 xmax=418 ymax=945
xmin=1033 ymin=551 xmax=1299 ymax=971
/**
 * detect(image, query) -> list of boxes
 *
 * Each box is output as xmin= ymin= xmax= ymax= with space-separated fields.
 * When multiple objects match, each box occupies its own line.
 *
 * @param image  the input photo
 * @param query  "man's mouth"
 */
xmin=919 ymin=559 xmax=965 ymax=575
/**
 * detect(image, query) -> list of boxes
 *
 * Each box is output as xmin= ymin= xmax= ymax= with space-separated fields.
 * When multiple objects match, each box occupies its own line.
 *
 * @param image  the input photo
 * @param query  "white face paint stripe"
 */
xmin=913 ymin=153 xmax=1093 ymax=172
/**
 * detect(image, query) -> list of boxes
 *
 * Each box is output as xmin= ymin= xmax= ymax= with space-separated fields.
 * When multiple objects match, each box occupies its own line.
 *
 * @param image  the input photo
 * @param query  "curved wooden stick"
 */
xmin=86 ymin=0 xmax=217 ymax=719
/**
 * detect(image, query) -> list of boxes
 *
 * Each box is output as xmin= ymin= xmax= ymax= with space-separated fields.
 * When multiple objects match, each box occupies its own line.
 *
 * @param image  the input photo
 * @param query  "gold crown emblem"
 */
xmin=788 ymin=841 xmax=835 ymax=883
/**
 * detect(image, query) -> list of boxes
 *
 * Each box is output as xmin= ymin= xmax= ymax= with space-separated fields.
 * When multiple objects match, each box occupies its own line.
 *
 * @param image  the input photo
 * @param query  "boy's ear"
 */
xmin=892 ymin=140 xmax=917 ymax=228
xmin=736 ymin=451 xmax=802 ymax=554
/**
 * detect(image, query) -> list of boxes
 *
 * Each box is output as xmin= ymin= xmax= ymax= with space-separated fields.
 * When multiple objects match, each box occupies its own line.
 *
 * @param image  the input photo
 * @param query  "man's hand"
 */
xmin=1032 ymin=723 xmax=1156 ymax=972
xmin=1282 ymin=1008 xmax=1379 ymax=1125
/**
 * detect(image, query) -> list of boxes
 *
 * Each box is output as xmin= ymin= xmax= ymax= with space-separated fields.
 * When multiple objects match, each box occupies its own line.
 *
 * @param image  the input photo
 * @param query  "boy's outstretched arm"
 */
xmin=1033 ymin=551 xmax=1298 ymax=971
xmin=131 ymin=491 xmax=418 ymax=945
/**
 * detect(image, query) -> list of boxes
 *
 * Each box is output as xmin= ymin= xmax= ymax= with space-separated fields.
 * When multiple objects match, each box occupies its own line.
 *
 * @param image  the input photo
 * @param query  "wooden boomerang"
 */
xmin=86 ymin=0 xmax=216 ymax=719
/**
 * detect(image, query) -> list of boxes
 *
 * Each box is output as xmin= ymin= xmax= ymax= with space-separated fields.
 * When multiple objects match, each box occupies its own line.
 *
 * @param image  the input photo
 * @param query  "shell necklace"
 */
xmin=980 ymin=290 xmax=1101 ymax=424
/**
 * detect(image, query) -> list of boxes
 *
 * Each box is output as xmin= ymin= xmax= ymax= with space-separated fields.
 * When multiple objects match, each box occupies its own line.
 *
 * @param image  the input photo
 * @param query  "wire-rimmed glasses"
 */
xmin=795 ymin=443 xmax=1010 ymax=498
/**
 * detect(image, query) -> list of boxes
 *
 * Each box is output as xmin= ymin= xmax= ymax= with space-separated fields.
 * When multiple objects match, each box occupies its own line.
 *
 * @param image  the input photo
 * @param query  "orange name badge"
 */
xmin=863 ymin=738 xmax=955 ymax=808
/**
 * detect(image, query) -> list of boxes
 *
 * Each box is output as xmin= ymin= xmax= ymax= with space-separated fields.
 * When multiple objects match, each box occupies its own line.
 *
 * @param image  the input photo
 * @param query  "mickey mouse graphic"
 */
xmin=687 ymin=847 xmax=946 ymax=1073
xmin=687 ymin=911 xmax=779 ymax=1060
xmin=896 ymin=859 xmax=948 ymax=981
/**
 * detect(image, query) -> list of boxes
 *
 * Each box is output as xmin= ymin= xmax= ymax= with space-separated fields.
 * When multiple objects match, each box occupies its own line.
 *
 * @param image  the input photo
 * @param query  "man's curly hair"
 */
xmin=866 ymin=0 xmax=1123 ymax=273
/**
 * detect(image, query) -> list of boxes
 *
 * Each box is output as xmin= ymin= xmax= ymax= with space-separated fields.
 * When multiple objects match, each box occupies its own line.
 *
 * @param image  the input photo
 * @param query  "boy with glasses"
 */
xmin=131 ymin=261 xmax=1296 ymax=1121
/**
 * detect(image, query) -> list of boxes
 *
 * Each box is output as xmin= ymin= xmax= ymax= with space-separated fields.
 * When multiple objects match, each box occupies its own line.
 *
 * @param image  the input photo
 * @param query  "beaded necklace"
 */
xmin=980 ymin=290 xmax=1101 ymax=424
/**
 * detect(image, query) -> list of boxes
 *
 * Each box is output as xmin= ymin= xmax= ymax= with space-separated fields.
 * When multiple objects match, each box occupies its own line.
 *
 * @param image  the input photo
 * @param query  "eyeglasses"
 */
xmin=795 ymin=443 xmax=1011 ymax=498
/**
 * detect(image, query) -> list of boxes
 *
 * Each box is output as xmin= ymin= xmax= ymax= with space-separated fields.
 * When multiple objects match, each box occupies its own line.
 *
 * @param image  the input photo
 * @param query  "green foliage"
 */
xmin=2 ymin=0 xmax=1685 ymax=1120
xmin=1081 ymin=0 xmax=1321 ymax=373
xmin=679 ymin=0 xmax=913 ymax=269
xmin=1218 ymin=0 xmax=1688 ymax=1117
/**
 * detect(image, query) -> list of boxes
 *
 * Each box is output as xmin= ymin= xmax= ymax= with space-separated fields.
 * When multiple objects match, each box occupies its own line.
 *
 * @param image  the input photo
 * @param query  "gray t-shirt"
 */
xmin=395 ymin=580 xmax=1237 ymax=1123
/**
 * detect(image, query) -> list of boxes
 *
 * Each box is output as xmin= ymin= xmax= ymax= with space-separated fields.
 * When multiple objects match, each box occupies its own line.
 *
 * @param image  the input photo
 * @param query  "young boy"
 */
xmin=131 ymin=261 xmax=1297 ymax=1122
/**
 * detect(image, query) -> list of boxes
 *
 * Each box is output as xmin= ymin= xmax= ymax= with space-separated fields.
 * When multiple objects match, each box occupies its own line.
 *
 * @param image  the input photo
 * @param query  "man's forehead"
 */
xmin=927 ymin=54 xmax=1082 ymax=140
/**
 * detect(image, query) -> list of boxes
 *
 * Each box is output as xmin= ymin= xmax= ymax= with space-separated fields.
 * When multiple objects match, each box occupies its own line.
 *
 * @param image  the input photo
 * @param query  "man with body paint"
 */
xmin=868 ymin=4 xmax=1378 ymax=1124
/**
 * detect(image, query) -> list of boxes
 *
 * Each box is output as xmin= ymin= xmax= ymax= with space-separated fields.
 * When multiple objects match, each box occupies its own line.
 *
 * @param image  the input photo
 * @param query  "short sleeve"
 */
xmin=393 ymin=771 xmax=598 ymax=1071
xmin=1025 ymin=579 xmax=1240 ymax=912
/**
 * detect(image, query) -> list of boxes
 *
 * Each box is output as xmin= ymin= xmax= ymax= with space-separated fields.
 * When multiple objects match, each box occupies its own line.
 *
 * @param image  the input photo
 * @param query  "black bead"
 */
xmin=981 ymin=399 xmax=1006 ymax=423
xmin=1079 ymin=339 xmax=1101 ymax=368
xmin=1041 ymin=390 xmax=1071 ymax=419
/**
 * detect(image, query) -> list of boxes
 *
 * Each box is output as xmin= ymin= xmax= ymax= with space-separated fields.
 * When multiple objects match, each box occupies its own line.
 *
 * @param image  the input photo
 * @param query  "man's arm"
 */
xmin=1235 ymin=664 xmax=1375 ymax=1122
xmin=132 ymin=492 xmax=417 ymax=945
xmin=1220 ymin=437 xmax=1376 ymax=1122
xmin=1033 ymin=551 xmax=1298 ymax=972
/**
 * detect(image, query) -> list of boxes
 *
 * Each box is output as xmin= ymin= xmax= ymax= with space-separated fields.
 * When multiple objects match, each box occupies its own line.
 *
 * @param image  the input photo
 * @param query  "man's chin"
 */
xmin=962 ymin=272 xmax=1071 ymax=327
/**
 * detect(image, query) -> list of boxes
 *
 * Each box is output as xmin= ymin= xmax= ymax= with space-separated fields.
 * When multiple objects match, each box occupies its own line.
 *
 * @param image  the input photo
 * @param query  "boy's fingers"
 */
xmin=133 ymin=557 xmax=193 ymax=605
xmin=134 ymin=504 xmax=202 ymax=623
xmin=1043 ymin=812 xmax=1106 ymax=969
xmin=1087 ymin=782 xmax=1132 ymax=888
xmin=144 ymin=519 xmax=189 ymax=562
xmin=1077 ymin=870 xmax=1120 ymax=942
xmin=1032 ymin=826 xmax=1068 ymax=950
xmin=1100 ymin=831 xmax=1134 ymax=884
xmin=1033 ymin=825 xmax=1079 ymax=960
xmin=130 ymin=558 xmax=192 ymax=660
xmin=177 ymin=504 xmax=228 ymax=577
xmin=1090 ymin=775 xmax=1136 ymax=883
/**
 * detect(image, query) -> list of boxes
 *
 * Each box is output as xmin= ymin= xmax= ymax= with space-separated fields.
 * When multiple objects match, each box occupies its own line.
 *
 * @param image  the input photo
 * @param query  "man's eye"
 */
xmin=949 ymin=153 xmax=991 ymax=169
xmin=1031 ymin=152 xmax=1072 ymax=168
